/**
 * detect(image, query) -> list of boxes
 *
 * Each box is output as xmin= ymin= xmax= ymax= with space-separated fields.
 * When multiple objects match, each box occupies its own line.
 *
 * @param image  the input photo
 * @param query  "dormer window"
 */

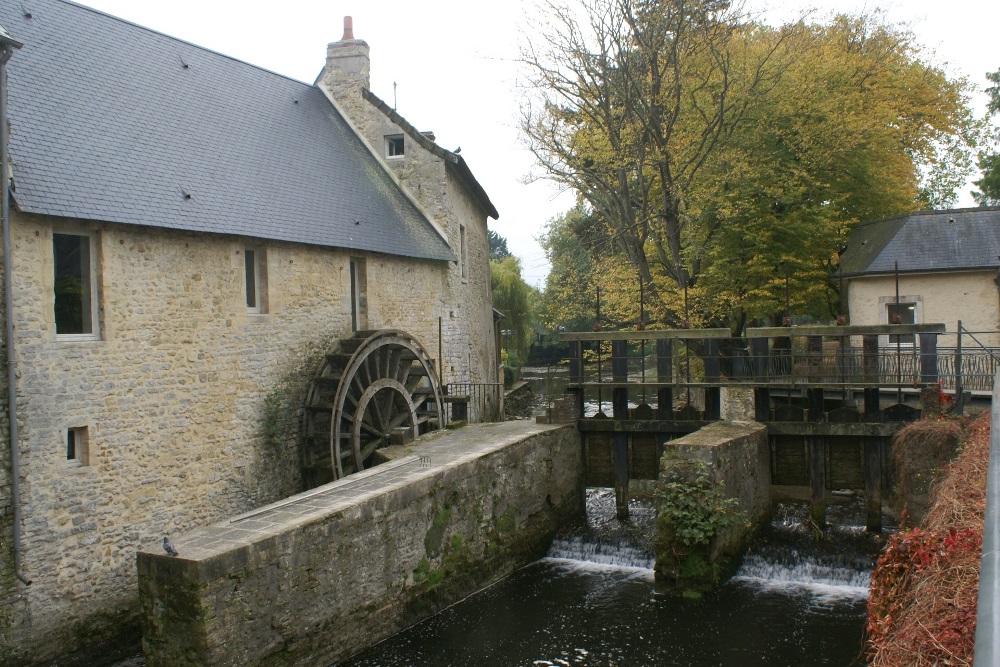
xmin=385 ymin=134 xmax=404 ymax=158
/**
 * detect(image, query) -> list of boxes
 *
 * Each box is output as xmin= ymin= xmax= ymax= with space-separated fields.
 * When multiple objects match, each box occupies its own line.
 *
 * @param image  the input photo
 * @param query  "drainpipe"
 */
xmin=1 ymin=29 xmax=30 ymax=586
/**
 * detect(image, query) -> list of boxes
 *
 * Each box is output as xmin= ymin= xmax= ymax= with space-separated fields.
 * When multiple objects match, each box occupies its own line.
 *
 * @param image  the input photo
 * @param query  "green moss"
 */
xmin=679 ymin=552 xmax=710 ymax=580
xmin=424 ymin=507 xmax=452 ymax=558
xmin=681 ymin=589 xmax=703 ymax=600
xmin=494 ymin=508 xmax=516 ymax=537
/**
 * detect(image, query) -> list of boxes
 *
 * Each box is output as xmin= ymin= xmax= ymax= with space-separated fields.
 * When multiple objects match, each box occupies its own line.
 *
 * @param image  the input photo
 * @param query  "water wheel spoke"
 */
xmin=315 ymin=330 xmax=444 ymax=483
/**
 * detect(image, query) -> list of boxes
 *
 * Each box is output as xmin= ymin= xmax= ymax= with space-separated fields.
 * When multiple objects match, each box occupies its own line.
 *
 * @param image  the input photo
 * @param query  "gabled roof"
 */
xmin=840 ymin=208 xmax=1000 ymax=277
xmin=0 ymin=0 xmax=455 ymax=262
xmin=362 ymin=89 xmax=499 ymax=220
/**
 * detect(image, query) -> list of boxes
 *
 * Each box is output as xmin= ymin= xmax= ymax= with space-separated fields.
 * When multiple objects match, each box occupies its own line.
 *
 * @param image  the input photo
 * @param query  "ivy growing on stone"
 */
xmin=655 ymin=459 xmax=744 ymax=548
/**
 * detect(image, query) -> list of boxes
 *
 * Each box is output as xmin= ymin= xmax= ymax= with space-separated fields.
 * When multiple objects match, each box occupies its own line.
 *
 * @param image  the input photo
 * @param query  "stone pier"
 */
xmin=137 ymin=422 xmax=583 ymax=667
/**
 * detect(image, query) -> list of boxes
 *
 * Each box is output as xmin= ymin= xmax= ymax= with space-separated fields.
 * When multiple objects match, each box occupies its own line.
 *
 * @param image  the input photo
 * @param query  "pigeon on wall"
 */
xmin=163 ymin=536 xmax=179 ymax=557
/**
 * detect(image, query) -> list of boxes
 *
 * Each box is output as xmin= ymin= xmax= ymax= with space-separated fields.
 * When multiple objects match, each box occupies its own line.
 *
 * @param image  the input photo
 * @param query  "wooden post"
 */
xmin=656 ymin=339 xmax=673 ymax=420
xmin=918 ymin=333 xmax=938 ymax=384
xmin=807 ymin=386 xmax=826 ymax=527
xmin=862 ymin=368 xmax=881 ymax=527
xmin=611 ymin=339 xmax=630 ymax=520
xmin=569 ymin=340 xmax=585 ymax=419
xmin=703 ymin=338 xmax=721 ymax=421
xmin=751 ymin=337 xmax=770 ymax=422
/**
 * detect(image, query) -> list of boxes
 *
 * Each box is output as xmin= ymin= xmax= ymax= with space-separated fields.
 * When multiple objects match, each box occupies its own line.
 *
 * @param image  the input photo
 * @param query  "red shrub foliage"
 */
xmin=867 ymin=411 xmax=988 ymax=667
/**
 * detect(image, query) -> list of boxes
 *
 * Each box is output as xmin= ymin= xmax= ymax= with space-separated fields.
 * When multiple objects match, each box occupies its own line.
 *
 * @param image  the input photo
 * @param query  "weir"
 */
xmin=559 ymin=323 xmax=949 ymax=532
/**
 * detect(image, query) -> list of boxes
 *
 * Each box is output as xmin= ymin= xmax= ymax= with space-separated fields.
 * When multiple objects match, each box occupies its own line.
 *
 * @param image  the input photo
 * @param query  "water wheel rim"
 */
xmin=330 ymin=330 xmax=443 ymax=478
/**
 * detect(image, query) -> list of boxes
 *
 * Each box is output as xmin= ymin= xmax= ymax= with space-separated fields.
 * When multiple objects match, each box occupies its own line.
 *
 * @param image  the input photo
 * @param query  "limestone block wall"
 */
xmin=0 ymin=209 xmax=479 ymax=665
xmin=137 ymin=423 xmax=583 ymax=667
xmin=655 ymin=421 xmax=770 ymax=594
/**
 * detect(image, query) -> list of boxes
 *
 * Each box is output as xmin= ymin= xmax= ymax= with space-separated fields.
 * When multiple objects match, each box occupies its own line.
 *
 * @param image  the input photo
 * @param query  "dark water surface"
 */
xmin=338 ymin=492 xmax=873 ymax=667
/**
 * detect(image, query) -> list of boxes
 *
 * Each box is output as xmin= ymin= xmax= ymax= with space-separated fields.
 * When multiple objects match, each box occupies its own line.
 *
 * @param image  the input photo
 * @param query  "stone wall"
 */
xmin=137 ymin=423 xmax=583 ymax=667
xmin=0 ymin=208 xmax=492 ymax=665
xmin=655 ymin=421 xmax=770 ymax=595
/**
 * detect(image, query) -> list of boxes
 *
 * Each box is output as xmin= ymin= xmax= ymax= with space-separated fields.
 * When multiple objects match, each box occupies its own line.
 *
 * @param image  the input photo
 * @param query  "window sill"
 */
xmin=56 ymin=333 xmax=102 ymax=343
xmin=247 ymin=313 xmax=271 ymax=323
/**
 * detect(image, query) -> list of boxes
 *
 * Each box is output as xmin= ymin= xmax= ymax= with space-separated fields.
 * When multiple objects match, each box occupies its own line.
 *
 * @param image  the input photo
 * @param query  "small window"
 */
xmin=245 ymin=246 xmax=268 ymax=314
xmin=66 ymin=426 xmax=90 ymax=466
xmin=349 ymin=257 xmax=368 ymax=331
xmin=386 ymin=135 xmax=404 ymax=158
xmin=459 ymin=225 xmax=468 ymax=280
xmin=53 ymin=232 xmax=99 ymax=338
xmin=887 ymin=302 xmax=916 ymax=345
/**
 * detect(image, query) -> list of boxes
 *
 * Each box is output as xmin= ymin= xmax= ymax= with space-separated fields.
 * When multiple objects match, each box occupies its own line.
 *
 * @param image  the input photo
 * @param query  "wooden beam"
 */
xmin=746 ymin=323 xmax=946 ymax=337
xmin=559 ymin=328 xmax=731 ymax=342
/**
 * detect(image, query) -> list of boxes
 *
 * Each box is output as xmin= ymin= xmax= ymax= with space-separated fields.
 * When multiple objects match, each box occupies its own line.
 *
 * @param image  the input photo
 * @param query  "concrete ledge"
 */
xmin=137 ymin=422 xmax=583 ymax=667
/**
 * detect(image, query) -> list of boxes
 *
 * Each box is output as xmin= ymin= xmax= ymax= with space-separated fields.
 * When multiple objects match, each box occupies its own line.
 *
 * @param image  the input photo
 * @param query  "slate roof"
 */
xmin=0 ymin=0 xmax=456 ymax=262
xmin=840 ymin=208 xmax=1000 ymax=277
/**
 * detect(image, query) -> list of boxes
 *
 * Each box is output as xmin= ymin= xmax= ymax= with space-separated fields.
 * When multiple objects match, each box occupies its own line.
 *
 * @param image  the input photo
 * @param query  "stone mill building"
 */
xmin=0 ymin=2 xmax=499 ymax=664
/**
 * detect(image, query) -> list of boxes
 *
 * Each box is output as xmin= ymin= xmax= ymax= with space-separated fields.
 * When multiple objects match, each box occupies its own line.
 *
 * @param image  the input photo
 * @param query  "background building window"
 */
xmin=385 ymin=134 xmax=404 ymax=158
xmin=350 ymin=257 xmax=368 ymax=331
xmin=460 ymin=225 xmax=467 ymax=279
xmin=887 ymin=302 xmax=916 ymax=345
xmin=66 ymin=426 xmax=90 ymax=466
xmin=53 ymin=232 xmax=98 ymax=337
xmin=245 ymin=246 xmax=268 ymax=313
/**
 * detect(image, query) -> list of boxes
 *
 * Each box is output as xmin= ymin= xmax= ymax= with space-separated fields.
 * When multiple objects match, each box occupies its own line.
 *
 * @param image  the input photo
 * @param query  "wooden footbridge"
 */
xmin=558 ymin=323 xmax=955 ymax=532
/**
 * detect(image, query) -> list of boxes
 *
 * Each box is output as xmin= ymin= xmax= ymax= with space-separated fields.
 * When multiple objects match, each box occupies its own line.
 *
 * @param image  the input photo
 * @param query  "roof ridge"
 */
xmin=59 ymin=0 xmax=315 ymax=91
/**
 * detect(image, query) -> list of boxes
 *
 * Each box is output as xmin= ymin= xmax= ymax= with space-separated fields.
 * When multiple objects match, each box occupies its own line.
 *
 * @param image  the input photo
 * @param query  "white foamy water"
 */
xmin=544 ymin=536 xmax=655 ymax=572
xmin=733 ymin=552 xmax=871 ymax=601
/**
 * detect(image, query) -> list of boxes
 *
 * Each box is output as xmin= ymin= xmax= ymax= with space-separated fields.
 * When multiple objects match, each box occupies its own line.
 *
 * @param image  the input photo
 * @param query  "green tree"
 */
xmin=973 ymin=69 xmax=1000 ymax=206
xmin=488 ymin=229 xmax=512 ymax=260
xmin=491 ymin=256 xmax=533 ymax=365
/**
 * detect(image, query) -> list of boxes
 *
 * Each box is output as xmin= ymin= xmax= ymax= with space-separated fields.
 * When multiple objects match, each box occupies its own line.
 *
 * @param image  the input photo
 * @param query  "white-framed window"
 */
xmin=879 ymin=295 xmax=921 ymax=346
xmin=349 ymin=257 xmax=368 ymax=331
xmin=385 ymin=134 xmax=404 ymax=158
xmin=244 ymin=246 xmax=268 ymax=314
xmin=53 ymin=231 xmax=100 ymax=339
xmin=459 ymin=224 xmax=467 ymax=280
xmin=66 ymin=426 xmax=90 ymax=466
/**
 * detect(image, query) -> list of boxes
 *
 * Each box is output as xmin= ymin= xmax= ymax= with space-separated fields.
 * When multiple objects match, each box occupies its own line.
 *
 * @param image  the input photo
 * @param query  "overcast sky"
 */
xmin=69 ymin=0 xmax=1000 ymax=287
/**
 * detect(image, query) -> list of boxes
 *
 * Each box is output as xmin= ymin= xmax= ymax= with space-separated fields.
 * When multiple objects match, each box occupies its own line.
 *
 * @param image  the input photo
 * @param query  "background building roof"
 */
xmin=840 ymin=208 xmax=1000 ymax=277
xmin=0 ymin=0 xmax=455 ymax=261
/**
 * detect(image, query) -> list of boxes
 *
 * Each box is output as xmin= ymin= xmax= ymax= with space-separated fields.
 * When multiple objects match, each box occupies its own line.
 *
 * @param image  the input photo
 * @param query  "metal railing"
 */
xmin=973 ymin=368 xmax=1000 ymax=666
xmin=444 ymin=383 xmax=504 ymax=423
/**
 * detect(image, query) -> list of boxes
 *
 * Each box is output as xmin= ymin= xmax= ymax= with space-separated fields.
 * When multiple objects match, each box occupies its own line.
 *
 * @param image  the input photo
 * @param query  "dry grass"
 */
xmin=868 ymin=412 xmax=988 ymax=667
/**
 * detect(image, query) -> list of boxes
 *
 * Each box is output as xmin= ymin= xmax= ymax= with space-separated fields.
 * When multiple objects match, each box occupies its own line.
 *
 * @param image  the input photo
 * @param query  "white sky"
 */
xmin=70 ymin=0 xmax=1000 ymax=287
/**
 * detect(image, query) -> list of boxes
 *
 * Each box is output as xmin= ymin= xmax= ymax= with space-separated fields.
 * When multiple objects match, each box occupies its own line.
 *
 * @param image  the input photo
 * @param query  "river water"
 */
xmin=339 ymin=491 xmax=876 ymax=667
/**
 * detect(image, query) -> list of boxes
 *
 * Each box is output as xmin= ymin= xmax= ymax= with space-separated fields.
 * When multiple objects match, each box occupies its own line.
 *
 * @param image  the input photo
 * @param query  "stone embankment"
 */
xmin=137 ymin=421 xmax=583 ymax=667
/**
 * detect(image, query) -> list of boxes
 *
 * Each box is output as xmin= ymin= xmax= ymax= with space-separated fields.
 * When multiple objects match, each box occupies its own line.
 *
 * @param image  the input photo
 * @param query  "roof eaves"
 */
xmin=362 ymin=88 xmax=499 ymax=220
xmin=0 ymin=21 xmax=23 ymax=49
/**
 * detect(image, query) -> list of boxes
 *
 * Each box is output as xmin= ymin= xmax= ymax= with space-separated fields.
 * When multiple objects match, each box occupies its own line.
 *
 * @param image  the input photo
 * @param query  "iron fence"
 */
xmin=445 ymin=382 xmax=504 ymax=423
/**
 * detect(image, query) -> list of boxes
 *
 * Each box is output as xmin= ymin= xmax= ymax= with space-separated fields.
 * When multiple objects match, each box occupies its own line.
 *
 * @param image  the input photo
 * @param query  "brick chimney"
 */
xmin=318 ymin=16 xmax=370 ymax=102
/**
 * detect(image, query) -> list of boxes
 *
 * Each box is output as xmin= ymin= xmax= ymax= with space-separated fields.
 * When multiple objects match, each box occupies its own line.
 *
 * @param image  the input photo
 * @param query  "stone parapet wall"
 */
xmin=655 ymin=421 xmax=770 ymax=594
xmin=137 ymin=423 xmax=583 ymax=667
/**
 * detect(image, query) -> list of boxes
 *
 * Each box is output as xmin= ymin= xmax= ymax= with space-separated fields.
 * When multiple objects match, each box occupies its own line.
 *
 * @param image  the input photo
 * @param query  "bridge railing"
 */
xmin=558 ymin=324 xmax=949 ymax=389
xmin=974 ymin=368 xmax=1000 ymax=666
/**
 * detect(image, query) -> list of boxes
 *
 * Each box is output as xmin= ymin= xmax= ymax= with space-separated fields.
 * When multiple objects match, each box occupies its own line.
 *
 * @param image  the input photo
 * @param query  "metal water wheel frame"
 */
xmin=328 ymin=329 xmax=443 ymax=479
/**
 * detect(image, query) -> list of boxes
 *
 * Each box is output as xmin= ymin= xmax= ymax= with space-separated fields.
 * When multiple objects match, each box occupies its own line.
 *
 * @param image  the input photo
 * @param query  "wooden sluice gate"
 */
xmin=559 ymin=324 xmax=949 ymax=531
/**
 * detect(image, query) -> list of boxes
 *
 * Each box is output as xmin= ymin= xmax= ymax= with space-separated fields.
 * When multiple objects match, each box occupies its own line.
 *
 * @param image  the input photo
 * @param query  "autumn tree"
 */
xmin=522 ymin=1 xmax=977 ymax=330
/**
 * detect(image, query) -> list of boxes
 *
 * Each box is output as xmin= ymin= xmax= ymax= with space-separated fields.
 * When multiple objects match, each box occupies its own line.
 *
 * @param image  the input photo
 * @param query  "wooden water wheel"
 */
xmin=301 ymin=329 xmax=443 ymax=487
